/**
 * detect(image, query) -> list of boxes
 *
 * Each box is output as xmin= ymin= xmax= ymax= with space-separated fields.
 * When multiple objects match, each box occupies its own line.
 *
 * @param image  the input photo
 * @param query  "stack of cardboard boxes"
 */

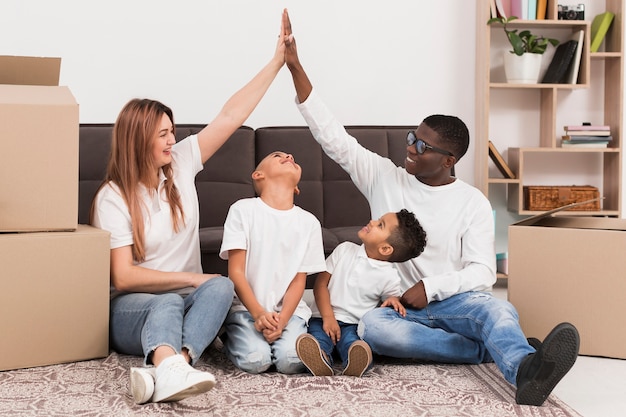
xmin=0 ymin=56 xmax=110 ymax=370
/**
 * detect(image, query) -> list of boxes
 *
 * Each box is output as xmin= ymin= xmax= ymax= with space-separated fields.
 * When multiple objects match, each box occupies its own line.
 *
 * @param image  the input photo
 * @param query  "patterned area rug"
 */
xmin=0 ymin=344 xmax=581 ymax=417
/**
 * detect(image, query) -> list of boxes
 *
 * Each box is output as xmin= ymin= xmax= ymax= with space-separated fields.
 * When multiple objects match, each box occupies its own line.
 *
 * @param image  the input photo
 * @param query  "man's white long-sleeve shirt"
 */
xmin=297 ymin=90 xmax=497 ymax=303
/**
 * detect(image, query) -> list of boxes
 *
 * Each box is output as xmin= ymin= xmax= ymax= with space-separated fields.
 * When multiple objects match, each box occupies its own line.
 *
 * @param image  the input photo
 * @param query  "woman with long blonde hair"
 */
xmin=91 ymin=14 xmax=289 ymax=404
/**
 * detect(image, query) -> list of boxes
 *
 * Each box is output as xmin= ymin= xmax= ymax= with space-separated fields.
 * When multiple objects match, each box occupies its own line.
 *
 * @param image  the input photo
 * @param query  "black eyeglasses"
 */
xmin=407 ymin=131 xmax=454 ymax=158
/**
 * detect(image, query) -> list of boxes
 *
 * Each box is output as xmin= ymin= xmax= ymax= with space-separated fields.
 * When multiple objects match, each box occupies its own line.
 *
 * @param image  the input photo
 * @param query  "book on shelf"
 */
xmin=564 ymin=124 xmax=610 ymax=132
xmin=562 ymin=135 xmax=613 ymax=142
xmin=565 ymin=30 xmax=584 ymax=84
xmin=536 ymin=0 xmax=547 ymax=19
xmin=541 ymin=40 xmax=578 ymax=84
xmin=590 ymin=12 xmax=615 ymax=53
xmin=494 ymin=0 xmax=511 ymax=18
xmin=563 ymin=130 xmax=611 ymax=136
xmin=510 ymin=0 xmax=524 ymax=19
xmin=527 ymin=0 xmax=536 ymax=21
xmin=490 ymin=0 xmax=498 ymax=18
xmin=562 ymin=141 xmax=610 ymax=148
xmin=488 ymin=141 xmax=516 ymax=179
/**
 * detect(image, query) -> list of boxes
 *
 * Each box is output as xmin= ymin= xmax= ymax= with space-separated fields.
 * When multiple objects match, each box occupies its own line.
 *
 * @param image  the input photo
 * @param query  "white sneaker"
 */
xmin=152 ymin=354 xmax=216 ymax=403
xmin=129 ymin=367 xmax=156 ymax=404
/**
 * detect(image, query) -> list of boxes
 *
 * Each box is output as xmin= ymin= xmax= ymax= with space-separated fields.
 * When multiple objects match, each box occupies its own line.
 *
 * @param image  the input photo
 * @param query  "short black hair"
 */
xmin=386 ymin=209 xmax=427 ymax=263
xmin=422 ymin=114 xmax=470 ymax=161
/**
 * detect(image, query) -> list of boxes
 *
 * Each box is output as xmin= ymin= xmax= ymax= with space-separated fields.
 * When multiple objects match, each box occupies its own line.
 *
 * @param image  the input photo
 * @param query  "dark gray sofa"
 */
xmin=79 ymin=124 xmax=412 ymax=285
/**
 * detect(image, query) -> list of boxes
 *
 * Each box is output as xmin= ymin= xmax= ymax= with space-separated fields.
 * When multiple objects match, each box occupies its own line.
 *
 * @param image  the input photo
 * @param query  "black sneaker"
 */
xmin=527 ymin=337 xmax=542 ymax=350
xmin=516 ymin=322 xmax=580 ymax=406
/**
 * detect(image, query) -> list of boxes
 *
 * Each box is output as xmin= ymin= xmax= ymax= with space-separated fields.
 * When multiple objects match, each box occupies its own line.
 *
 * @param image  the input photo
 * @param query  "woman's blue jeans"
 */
xmin=222 ymin=310 xmax=307 ymax=374
xmin=307 ymin=318 xmax=360 ymax=368
xmin=358 ymin=291 xmax=534 ymax=385
xmin=109 ymin=276 xmax=234 ymax=366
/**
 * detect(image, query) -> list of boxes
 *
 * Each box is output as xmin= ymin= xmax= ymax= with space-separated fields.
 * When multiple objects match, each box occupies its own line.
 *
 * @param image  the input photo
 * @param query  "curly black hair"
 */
xmin=422 ymin=114 xmax=470 ymax=161
xmin=386 ymin=209 xmax=427 ymax=263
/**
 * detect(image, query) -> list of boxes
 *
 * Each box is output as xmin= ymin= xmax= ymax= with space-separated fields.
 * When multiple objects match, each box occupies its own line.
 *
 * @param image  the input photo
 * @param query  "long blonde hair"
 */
xmin=91 ymin=99 xmax=185 ymax=262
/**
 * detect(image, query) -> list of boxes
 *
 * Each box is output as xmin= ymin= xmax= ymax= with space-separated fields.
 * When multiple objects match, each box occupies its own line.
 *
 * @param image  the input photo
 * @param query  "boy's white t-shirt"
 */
xmin=310 ymin=241 xmax=402 ymax=324
xmin=220 ymin=197 xmax=326 ymax=321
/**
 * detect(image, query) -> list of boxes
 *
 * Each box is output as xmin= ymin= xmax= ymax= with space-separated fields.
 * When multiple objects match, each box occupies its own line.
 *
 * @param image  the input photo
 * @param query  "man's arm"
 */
xmin=283 ymin=9 xmax=312 ymax=104
xmin=400 ymin=281 xmax=428 ymax=309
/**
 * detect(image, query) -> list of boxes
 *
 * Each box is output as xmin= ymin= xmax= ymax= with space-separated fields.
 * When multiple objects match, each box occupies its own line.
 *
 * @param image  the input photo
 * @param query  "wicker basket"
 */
xmin=523 ymin=186 xmax=600 ymax=211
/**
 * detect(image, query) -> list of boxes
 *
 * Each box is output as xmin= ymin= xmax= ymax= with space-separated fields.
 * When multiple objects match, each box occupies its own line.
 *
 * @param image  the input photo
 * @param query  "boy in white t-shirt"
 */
xmin=219 ymin=151 xmax=327 ymax=374
xmin=296 ymin=209 xmax=427 ymax=377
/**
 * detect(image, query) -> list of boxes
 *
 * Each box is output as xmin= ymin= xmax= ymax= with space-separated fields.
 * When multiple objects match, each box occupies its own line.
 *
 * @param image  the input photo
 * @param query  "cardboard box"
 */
xmin=0 ymin=56 xmax=79 ymax=232
xmin=508 ymin=204 xmax=626 ymax=359
xmin=0 ymin=225 xmax=110 ymax=370
xmin=0 ymin=56 xmax=61 ymax=85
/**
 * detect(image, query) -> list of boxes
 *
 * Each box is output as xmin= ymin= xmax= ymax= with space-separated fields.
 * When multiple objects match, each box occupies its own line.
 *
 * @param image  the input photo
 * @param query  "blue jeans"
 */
xmin=222 ymin=311 xmax=307 ymax=374
xmin=358 ymin=291 xmax=534 ymax=385
xmin=307 ymin=318 xmax=360 ymax=368
xmin=109 ymin=276 xmax=234 ymax=366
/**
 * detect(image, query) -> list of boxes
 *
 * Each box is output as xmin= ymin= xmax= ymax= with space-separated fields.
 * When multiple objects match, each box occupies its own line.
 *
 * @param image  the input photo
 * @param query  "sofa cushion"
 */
xmin=78 ymin=124 xmax=114 ymax=224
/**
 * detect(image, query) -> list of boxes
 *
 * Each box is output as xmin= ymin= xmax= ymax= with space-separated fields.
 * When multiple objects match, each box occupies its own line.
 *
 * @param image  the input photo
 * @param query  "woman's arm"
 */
xmin=110 ymin=246 xmax=216 ymax=293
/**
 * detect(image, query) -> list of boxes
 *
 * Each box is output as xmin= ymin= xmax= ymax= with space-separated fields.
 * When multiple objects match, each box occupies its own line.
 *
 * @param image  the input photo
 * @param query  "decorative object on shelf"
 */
xmin=590 ymin=11 xmax=615 ymax=52
xmin=523 ymin=185 xmax=600 ymax=211
xmin=488 ymin=141 xmax=516 ymax=178
xmin=487 ymin=15 xmax=559 ymax=83
xmin=557 ymin=4 xmax=585 ymax=20
xmin=503 ymin=52 xmax=543 ymax=83
xmin=541 ymin=39 xmax=578 ymax=83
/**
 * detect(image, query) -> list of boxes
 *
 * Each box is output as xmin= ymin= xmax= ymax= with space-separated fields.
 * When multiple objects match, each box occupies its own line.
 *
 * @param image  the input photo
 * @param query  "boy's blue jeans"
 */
xmin=222 ymin=310 xmax=307 ymax=374
xmin=109 ymin=276 xmax=234 ymax=366
xmin=307 ymin=318 xmax=360 ymax=367
xmin=358 ymin=291 xmax=534 ymax=385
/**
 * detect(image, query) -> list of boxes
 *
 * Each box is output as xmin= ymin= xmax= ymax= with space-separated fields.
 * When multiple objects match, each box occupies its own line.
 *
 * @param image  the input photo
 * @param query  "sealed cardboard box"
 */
xmin=0 ymin=225 xmax=110 ymax=371
xmin=0 ymin=56 xmax=79 ymax=232
xmin=508 ymin=205 xmax=626 ymax=359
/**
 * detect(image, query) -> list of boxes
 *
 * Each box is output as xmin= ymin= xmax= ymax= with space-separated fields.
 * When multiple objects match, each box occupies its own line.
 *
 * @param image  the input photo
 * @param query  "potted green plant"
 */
xmin=487 ymin=16 xmax=559 ymax=84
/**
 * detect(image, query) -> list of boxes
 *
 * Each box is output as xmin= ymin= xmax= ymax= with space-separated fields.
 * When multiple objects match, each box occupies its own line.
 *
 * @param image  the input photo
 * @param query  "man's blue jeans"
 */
xmin=109 ymin=276 xmax=234 ymax=366
xmin=307 ymin=318 xmax=360 ymax=368
xmin=358 ymin=291 xmax=534 ymax=384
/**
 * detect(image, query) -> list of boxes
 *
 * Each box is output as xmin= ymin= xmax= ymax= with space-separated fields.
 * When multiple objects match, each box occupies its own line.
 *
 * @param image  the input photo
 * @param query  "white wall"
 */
xmin=0 ymin=0 xmax=477 ymax=181
xmin=2 ymin=1 xmax=624 ymax=219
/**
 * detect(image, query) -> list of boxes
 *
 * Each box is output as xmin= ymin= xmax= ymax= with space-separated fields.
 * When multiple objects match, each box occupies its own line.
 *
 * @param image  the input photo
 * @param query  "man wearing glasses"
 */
xmin=282 ymin=9 xmax=579 ymax=407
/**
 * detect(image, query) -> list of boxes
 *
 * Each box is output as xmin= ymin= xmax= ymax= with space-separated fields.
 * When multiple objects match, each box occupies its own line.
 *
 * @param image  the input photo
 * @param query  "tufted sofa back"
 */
xmin=78 ymin=124 xmax=413 ymax=278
